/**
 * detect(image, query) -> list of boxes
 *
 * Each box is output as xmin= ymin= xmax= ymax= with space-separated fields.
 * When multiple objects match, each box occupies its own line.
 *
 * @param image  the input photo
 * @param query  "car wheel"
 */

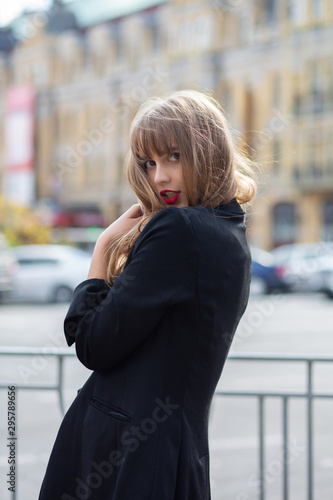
xmin=250 ymin=276 xmax=267 ymax=295
xmin=52 ymin=286 xmax=73 ymax=303
xmin=323 ymin=288 xmax=333 ymax=300
xmin=0 ymin=291 xmax=11 ymax=304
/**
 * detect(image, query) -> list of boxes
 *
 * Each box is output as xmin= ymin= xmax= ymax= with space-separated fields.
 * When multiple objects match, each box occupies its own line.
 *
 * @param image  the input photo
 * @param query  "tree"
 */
xmin=0 ymin=196 xmax=51 ymax=246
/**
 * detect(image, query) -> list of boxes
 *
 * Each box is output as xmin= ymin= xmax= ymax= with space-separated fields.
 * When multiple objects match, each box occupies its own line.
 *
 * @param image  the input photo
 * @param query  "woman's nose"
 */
xmin=153 ymin=162 xmax=170 ymax=184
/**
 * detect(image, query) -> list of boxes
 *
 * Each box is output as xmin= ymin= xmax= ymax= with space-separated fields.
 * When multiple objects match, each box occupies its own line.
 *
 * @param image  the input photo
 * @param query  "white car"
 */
xmin=271 ymin=242 xmax=333 ymax=293
xmin=9 ymin=244 xmax=92 ymax=303
xmin=0 ymin=232 xmax=18 ymax=302
xmin=315 ymin=256 xmax=333 ymax=299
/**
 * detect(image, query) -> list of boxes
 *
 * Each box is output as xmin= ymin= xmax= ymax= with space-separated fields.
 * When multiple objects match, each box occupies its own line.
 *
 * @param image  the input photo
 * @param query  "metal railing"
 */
xmin=0 ymin=347 xmax=76 ymax=500
xmin=1 ymin=348 xmax=333 ymax=500
xmin=0 ymin=346 xmax=76 ymax=415
xmin=215 ymin=353 xmax=333 ymax=500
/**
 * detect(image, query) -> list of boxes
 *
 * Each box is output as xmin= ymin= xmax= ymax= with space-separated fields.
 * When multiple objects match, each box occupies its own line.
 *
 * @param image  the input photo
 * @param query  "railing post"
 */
xmin=307 ymin=361 xmax=314 ymax=500
xmin=282 ymin=396 xmax=289 ymax=500
xmin=259 ymin=395 xmax=265 ymax=500
xmin=58 ymin=355 xmax=65 ymax=415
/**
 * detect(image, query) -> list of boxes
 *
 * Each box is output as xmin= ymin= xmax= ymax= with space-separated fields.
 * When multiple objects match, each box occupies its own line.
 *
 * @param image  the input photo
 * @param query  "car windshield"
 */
xmin=272 ymin=242 xmax=333 ymax=264
xmin=250 ymin=247 xmax=274 ymax=266
xmin=66 ymin=247 xmax=92 ymax=258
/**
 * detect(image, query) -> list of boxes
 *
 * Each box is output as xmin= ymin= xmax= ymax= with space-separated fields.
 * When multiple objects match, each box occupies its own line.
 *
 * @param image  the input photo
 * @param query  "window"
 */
xmin=82 ymin=44 xmax=90 ymax=70
xmin=111 ymin=24 xmax=123 ymax=61
xmin=309 ymin=61 xmax=324 ymax=114
xmin=85 ymin=153 xmax=103 ymax=188
xmin=31 ymin=60 xmax=48 ymax=86
xmin=143 ymin=14 xmax=159 ymax=53
xmin=292 ymin=164 xmax=300 ymax=181
xmin=308 ymin=131 xmax=318 ymax=176
xmin=178 ymin=19 xmax=194 ymax=51
xmin=196 ymin=15 xmax=213 ymax=49
xmin=221 ymin=84 xmax=233 ymax=117
xmin=293 ymin=93 xmax=302 ymax=117
xmin=312 ymin=0 xmax=325 ymax=18
xmin=272 ymin=203 xmax=298 ymax=246
xmin=54 ymin=112 xmax=60 ymax=143
xmin=288 ymin=0 xmax=307 ymax=24
xmin=18 ymin=258 xmax=58 ymax=266
xmin=272 ymin=139 xmax=281 ymax=175
xmin=238 ymin=11 xmax=252 ymax=44
xmin=322 ymin=200 xmax=333 ymax=241
xmin=273 ymin=75 xmax=281 ymax=108
xmin=263 ymin=0 xmax=277 ymax=22
xmin=256 ymin=0 xmax=277 ymax=24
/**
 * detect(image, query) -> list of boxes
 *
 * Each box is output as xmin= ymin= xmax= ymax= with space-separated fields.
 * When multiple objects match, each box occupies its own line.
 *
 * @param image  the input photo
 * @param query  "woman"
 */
xmin=39 ymin=89 xmax=257 ymax=500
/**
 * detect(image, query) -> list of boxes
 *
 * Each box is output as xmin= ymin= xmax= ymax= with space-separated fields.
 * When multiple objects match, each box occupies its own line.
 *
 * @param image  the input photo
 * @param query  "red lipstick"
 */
xmin=160 ymin=190 xmax=181 ymax=205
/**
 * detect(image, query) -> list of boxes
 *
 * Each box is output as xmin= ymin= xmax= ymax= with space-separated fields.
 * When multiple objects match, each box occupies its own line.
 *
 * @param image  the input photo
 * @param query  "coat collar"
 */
xmin=208 ymin=197 xmax=246 ymax=219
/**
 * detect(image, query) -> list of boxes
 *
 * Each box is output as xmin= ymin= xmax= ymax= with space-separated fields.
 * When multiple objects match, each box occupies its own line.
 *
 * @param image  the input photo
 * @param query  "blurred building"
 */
xmin=0 ymin=0 xmax=333 ymax=249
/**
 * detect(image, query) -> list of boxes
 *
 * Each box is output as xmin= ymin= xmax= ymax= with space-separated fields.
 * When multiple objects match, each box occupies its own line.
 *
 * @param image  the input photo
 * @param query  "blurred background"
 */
xmin=0 ymin=1 xmax=332 ymax=499
xmin=0 ymin=0 xmax=333 ymax=301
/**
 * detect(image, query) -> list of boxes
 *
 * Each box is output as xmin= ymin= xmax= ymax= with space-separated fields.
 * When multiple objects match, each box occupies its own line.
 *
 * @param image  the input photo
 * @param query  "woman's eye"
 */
xmin=144 ymin=160 xmax=155 ymax=168
xmin=170 ymin=152 xmax=180 ymax=161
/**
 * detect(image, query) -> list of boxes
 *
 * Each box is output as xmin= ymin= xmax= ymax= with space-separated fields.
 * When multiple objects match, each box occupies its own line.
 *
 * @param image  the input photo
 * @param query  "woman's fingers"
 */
xmin=125 ymin=203 xmax=145 ymax=219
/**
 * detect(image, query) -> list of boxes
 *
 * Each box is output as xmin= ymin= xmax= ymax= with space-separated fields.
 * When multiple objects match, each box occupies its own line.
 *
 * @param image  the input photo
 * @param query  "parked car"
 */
xmin=250 ymin=246 xmax=290 ymax=295
xmin=9 ymin=244 xmax=92 ymax=303
xmin=0 ymin=232 xmax=17 ymax=303
xmin=314 ymin=256 xmax=333 ymax=299
xmin=271 ymin=242 xmax=333 ymax=293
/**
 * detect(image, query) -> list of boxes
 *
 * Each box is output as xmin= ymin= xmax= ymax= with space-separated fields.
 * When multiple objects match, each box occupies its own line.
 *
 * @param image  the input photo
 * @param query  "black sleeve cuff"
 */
xmin=63 ymin=278 xmax=111 ymax=346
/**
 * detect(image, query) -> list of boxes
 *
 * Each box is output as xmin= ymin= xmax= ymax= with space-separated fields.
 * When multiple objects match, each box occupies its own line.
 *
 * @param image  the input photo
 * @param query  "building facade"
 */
xmin=0 ymin=0 xmax=332 ymax=249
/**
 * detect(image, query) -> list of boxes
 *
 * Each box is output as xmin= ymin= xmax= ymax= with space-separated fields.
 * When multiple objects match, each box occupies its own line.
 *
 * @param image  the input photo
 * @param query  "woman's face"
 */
xmin=143 ymin=148 xmax=188 ymax=207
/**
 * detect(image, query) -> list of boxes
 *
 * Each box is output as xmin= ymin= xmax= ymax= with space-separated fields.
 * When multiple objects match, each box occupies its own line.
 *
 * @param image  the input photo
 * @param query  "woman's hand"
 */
xmin=99 ymin=203 xmax=145 ymax=245
xmin=87 ymin=203 xmax=145 ymax=280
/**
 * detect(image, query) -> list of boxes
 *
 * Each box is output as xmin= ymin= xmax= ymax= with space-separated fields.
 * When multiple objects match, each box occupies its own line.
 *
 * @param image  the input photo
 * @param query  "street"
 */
xmin=0 ymin=292 xmax=332 ymax=500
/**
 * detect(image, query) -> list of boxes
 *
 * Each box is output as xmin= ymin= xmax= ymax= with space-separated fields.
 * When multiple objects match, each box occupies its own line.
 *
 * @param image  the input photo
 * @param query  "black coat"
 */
xmin=38 ymin=198 xmax=252 ymax=500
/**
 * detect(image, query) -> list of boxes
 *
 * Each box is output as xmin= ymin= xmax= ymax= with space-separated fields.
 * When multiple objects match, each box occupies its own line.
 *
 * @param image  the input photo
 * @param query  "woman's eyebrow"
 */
xmin=137 ymin=154 xmax=149 ymax=162
xmin=160 ymin=148 xmax=179 ymax=157
xmin=137 ymin=146 xmax=178 ymax=160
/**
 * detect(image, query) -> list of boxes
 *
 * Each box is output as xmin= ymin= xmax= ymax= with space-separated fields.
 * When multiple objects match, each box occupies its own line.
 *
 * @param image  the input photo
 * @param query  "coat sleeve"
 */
xmin=63 ymin=207 xmax=197 ymax=372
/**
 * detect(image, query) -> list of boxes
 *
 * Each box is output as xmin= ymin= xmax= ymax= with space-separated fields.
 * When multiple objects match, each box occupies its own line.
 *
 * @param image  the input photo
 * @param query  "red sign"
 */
xmin=3 ymin=86 xmax=35 ymax=205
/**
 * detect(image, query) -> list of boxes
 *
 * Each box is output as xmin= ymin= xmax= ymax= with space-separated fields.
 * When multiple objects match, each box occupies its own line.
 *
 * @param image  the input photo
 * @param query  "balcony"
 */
xmin=293 ymin=164 xmax=333 ymax=192
xmin=293 ymin=92 xmax=333 ymax=118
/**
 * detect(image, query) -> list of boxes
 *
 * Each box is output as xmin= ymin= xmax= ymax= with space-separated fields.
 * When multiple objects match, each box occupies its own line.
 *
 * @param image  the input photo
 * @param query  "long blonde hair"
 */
xmin=104 ymin=89 xmax=258 ymax=285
